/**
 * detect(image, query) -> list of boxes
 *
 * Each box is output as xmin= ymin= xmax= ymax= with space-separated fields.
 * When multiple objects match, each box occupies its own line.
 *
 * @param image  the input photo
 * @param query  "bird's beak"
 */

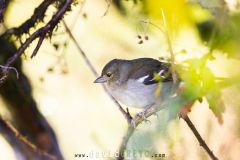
xmin=94 ymin=76 xmax=107 ymax=83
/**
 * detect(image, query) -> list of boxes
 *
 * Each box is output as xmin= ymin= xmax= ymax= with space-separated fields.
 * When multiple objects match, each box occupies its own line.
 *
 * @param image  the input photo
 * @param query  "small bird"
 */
xmin=94 ymin=58 xmax=177 ymax=117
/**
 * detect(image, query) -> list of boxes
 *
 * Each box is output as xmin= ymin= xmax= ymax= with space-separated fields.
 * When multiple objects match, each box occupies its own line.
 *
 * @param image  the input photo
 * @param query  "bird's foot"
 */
xmin=130 ymin=109 xmax=151 ymax=128
xmin=138 ymin=111 xmax=151 ymax=125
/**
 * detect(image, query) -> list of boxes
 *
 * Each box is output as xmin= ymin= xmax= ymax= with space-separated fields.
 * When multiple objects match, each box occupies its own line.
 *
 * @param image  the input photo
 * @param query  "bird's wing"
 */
xmin=130 ymin=59 xmax=173 ymax=85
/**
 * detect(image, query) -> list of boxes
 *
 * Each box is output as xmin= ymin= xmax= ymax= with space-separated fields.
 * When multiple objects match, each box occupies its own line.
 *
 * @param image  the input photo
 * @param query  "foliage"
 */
xmin=116 ymin=0 xmax=240 ymax=124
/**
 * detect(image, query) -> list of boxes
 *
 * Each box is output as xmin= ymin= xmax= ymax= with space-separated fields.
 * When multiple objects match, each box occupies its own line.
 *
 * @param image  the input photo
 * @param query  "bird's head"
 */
xmin=94 ymin=59 xmax=122 ymax=84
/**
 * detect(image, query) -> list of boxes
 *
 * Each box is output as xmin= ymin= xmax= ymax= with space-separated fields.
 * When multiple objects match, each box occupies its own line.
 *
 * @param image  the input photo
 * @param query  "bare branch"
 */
xmin=63 ymin=21 xmax=132 ymax=123
xmin=102 ymin=0 xmax=112 ymax=17
xmin=182 ymin=115 xmax=219 ymax=160
xmin=0 ymin=116 xmax=56 ymax=160
xmin=0 ymin=0 xmax=74 ymax=84
xmin=63 ymin=21 xmax=98 ymax=76
xmin=4 ymin=0 xmax=57 ymax=36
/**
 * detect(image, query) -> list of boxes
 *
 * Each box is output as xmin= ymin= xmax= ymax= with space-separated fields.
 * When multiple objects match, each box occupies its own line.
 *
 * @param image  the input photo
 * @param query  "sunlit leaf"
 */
xmin=144 ymin=0 xmax=192 ymax=31
xmin=175 ymin=57 xmax=225 ymax=123
xmin=206 ymin=91 xmax=225 ymax=124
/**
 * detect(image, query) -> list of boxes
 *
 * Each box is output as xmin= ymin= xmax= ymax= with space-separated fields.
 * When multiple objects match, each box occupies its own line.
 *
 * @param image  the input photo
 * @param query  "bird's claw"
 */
xmin=138 ymin=111 xmax=146 ymax=120
xmin=130 ymin=110 xmax=151 ymax=128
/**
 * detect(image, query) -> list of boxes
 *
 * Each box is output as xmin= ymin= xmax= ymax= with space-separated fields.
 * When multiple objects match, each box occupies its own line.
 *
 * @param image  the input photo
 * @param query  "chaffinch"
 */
xmin=94 ymin=58 xmax=176 ymax=111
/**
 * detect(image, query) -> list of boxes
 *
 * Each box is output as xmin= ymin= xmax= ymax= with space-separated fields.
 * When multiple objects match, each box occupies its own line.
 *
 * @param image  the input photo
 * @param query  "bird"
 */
xmin=94 ymin=58 xmax=180 ymax=124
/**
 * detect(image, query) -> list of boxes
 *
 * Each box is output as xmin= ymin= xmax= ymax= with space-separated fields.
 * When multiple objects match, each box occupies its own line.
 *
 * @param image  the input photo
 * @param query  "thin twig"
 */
xmin=102 ymin=0 xmax=112 ymax=17
xmin=182 ymin=115 xmax=218 ymax=160
xmin=63 ymin=21 xmax=132 ymax=123
xmin=69 ymin=0 xmax=86 ymax=29
xmin=161 ymin=9 xmax=177 ymax=84
xmin=140 ymin=20 xmax=164 ymax=33
xmin=31 ymin=33 xmax=46 ymax=58
xmin=0 ymin=116 xmax=56 ymax=160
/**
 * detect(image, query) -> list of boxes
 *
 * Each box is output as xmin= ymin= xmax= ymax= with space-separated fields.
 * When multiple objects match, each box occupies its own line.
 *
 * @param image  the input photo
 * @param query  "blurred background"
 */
xmin=1 ymin=0 xmax=240 ymax=159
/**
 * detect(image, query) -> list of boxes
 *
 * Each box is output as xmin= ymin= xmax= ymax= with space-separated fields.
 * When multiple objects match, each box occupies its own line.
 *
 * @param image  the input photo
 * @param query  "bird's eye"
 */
xmin=106 ymin=72 xmax=112 ymax=77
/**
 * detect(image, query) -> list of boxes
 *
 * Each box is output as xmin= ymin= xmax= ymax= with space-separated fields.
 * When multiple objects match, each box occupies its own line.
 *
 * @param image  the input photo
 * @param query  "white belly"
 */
xmin=108 ymin=80 xmax=159 ymax=108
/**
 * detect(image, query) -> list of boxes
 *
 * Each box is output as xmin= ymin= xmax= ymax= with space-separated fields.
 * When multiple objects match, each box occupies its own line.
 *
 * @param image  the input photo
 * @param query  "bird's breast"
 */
xmin=107 ymin=80 xmax=159 ymax=108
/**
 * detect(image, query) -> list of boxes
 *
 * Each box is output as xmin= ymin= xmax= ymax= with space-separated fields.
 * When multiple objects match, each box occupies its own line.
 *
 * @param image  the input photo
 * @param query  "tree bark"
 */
xmin=0 ymin=35 xmax=63 ymax=160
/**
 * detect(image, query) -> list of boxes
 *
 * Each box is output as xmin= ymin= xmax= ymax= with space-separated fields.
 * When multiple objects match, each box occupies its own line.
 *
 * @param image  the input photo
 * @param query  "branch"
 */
xmin=117 ymin=106 xmax=158 ymax=160
xmin=182 ymin=115 xmax=218 ymax=160
xmin=63 ymin=21 xmax=132 ymax=123
xmin=102 ymin=0 xmax=112 ymax=17
xmin=0 ymin=0 xmax=74 ymax=85
xmin=117 ymin=126 xmax=134 ymax=160
xmin=30 ymin=33 xmax=46 ymax=58
xmin=0 ymin=116 xmax=56 ymax=160
xmin=4 ymin=0 xmax=57 ymax=36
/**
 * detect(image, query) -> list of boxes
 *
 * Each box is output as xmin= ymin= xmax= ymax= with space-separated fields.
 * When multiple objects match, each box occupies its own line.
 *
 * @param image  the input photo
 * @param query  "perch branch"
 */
xmin=117 ymin=106 xmax=219 ymax=160
xmin=0 ymin=116 xmax=56 ymax=160
xmin=117 ymin=107 xmax=158 ymax=160
xmin=117 ymin=126 xmax=134 ymax=160
xmin=63 ymin=21 xmax=132 ymax=123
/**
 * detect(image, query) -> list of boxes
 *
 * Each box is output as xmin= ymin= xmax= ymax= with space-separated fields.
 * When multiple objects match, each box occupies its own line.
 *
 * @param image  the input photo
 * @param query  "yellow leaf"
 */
xmin=146 ymin=0 xmax=192 ymax=31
